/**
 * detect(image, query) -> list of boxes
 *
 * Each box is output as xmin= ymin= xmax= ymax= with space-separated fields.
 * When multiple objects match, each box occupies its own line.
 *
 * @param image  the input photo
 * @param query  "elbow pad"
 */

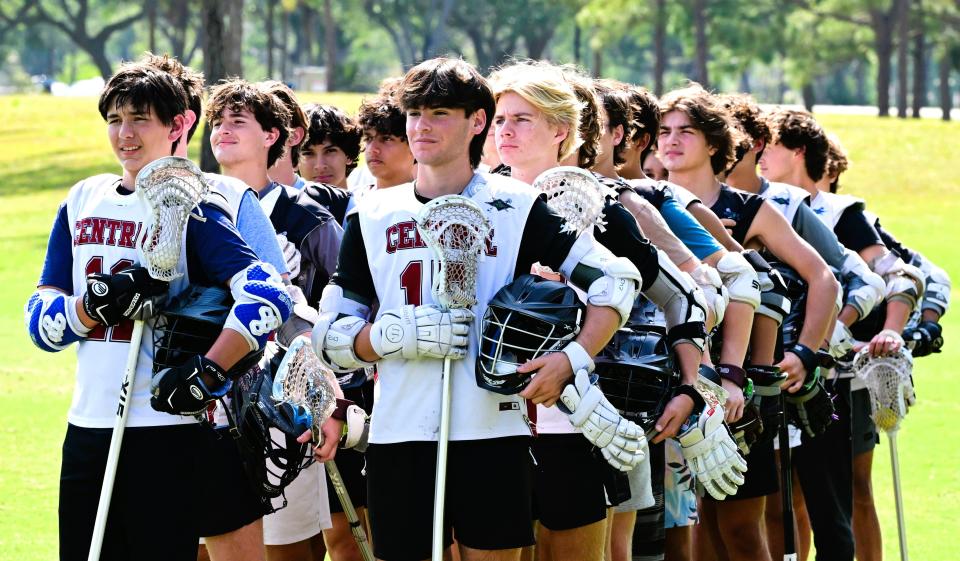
xmin=756 ymin=268 xmax=791 ymax=326
xmin=642 ymin=250 xmax=708 ymax=350
xmin=716 ymin=251 xmax=761 ymax=310
xmin=920 ymin=260 xmax=951 ymax=317
xmin=873 ymin=252 xmax=924 ymax=310
xmin=225 ymin=262 xmax=293 ymax=352
xmin=691 ymin=263 xmax=729 ymax=327
xmin=560 ymin=234 xmax=642 ymax=328
xmin=840 ymin=249 xmax=884 ymax=319
xmin=312 ymin=284 xmax=376 ymax=373
xmin=25 ymin=289 xmax=91 ymax=352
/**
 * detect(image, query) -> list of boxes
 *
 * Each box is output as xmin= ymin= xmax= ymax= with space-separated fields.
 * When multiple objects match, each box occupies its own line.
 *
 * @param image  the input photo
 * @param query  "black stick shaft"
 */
xmin=779 ymin=394 xmax=797 ymax=558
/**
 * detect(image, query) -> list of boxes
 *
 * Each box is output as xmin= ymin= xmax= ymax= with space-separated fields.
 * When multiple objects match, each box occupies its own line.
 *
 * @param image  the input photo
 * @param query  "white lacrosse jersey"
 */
xmin=353 ymin=173 xmax=543 ymax=443
xmin=40 ymin=174 xmax=259 ymax=428
xmin=810 ymin=191 xmax=864 ymax=230
xmin=758 ymin=180 xmax=811 ymax=226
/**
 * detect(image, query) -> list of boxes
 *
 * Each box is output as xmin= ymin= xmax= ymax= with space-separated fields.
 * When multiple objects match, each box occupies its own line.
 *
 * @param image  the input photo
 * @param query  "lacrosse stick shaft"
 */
xmin=889 ymin=432 xmax=909 ymax=561
xmin=326 ymin=459 xmax=374 ymax=561
xmin=431 ymin=356 xmax=453 ymax=560
xmin=778 ymin=394 xmax=798 ymax=561
xmin=88 ymin=320 xmax=144 ymax=561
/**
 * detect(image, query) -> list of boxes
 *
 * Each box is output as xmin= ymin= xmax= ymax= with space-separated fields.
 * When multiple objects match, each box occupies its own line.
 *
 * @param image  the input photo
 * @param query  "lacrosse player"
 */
xmin=357 ymin=79 xmax=416 ymax=190
xmin=658 ymin=85 xmax=839 ymax=561
xmin=311 ymin=57 xmax=642 ymax=561
xmin=643 ymin=152 xmax=669 ymax=182
xmin=26 ymin=63 xmax=292 ymax=561
xmin=296 ymin=105 xmax=360 ymax=227
xmin=761 ymin=110 xmax=923 ymax=561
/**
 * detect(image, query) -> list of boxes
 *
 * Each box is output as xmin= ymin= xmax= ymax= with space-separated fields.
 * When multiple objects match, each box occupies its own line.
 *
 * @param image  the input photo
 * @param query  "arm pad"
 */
xmin=642 ymin=250 xmax=708 ymax=350
xmin=25 ymin=289 xmax=91 ymax=352
xmin=716 ymin=251 xmax=761 ymax=310
xmin=691 ymin=263 xmax=729 ymax=326
xmin=313 ymin=284 xmax=376 ymax=373
xmin=913 ymin=254 xmax=951 ymax=317
xmin=225 ymin=262 xmax=293 ymax=352
xmin=840 ymin=249 xmax=884 ymax=319
xmin=872 ymin=251 xmax=925 ymax=311
xmin=560 ymin=233 xmax=642 ymax=328
xmin=757 ymin=269 xmax=791 ymax=326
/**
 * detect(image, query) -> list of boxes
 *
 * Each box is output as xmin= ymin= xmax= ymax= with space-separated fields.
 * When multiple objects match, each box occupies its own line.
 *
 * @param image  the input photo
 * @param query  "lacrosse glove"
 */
xmin=558 ymin=369 xmax=647 ymax=472
xmin=151 ymin=355 xmax=231 ymax=416
xmin=747 ymin=365 xmax=786 ymax=446
xmin=83 ymin=265 xmax=169 ymax=325
xmin=676 ymin=394 xmax=747 ymax=500
xmin=785 ymin=374 xmax=835 ymax=439
xmin=276 ymin=233 xmax=302 ymax=279
xmin=828 ymin=321 xmax=855 ymax=359
xmin=369 ymin=304 xmax=473 ymax=360
xmin=903 ymin=320 xmax=943 ymax=357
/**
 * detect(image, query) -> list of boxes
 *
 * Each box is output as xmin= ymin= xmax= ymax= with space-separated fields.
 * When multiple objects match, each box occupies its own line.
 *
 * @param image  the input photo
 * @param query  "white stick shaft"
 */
xmin=326 ymin=459 xmax=375 ymax=561
xmin=432 ymin=356 xmax=453 ymax=560
xmin=88 ymin=320 xmax=144 ymax=561
xmin=889 ymin=432 xmax=909 ymax=561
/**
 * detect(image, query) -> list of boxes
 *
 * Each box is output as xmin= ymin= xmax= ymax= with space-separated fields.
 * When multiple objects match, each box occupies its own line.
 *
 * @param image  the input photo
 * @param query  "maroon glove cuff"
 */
xmin=716 ymin=363 xmax=747 ymax=388
xmin=331 ymin=398 xmax=355 ymax=421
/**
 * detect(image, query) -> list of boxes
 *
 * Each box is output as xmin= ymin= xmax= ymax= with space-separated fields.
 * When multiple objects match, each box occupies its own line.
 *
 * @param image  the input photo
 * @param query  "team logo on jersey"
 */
xmin=74 ymin=217 xmax=142 ymax=248
xmin=771 ymin=196 xmax=790 ymax=206
xmin=386 ymin=220 xmax=498 ymax=256
xmin=486 ymin=198 xmax=514 ymax=212
xmin=813 ymin=207 xmax=826 ymax=215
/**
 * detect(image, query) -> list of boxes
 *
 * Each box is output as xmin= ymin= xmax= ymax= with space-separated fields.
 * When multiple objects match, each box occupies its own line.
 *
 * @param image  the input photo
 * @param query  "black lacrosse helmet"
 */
xmin=477 ymin=274 xmax=585 ymax=395
xmin=152 ymin=284 xmax=261 ymax=375
xmin=229 ymin=366 xmax=314 ymax=513
xmin=769 ymin=259 xmax=807 ymax=349
xmin=595 ymin=326 xmax=678 ymax=432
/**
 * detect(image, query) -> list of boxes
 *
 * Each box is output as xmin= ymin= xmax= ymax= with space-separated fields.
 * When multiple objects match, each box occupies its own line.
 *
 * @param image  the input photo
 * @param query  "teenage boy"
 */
xmin=312 ymin=57 xmax=642 ymax=561
xmin=28 ymin=63 xmax=291 ymax=561
xmin=357 ymin=81 xmax=416 ymax=190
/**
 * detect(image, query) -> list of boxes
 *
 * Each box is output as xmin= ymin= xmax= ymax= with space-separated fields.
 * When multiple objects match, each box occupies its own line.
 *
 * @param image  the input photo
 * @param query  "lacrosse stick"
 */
xmin=272 ymin=337 xmax=374 ymax=561
xmin=88 ymin=157 xmax=209 ymax=561
xmin=415 ymin=195 xmax=491 ymax=561
xmin=778 ymin=393 xmax=798 ymax=561
xmin=854 ymin=347 xmax=915 ymax=561
xmin=532 ymin=166 xmax=614 ymax=235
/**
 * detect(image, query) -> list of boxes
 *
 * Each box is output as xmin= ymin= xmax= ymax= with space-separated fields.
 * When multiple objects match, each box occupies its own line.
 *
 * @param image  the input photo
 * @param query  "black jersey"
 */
xmin=709 ymin=184 xmax=765 ymax=245
xmin=303 ymin=182 xmax=353 ymax=225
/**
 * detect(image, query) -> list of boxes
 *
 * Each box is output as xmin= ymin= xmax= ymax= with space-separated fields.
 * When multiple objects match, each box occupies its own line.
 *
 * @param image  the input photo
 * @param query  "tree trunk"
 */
xmin=266 ymin=0 xmax=275 ymax=78
xmin=281 ymin=9 xmax=289 ymax=78
xmin=147 ymin=0 xmax=156 ymax=53
xmin=227 ymin=0 xmax=243 ymax=76
xmin=653 ymin=0 xmax=666 ymax=95
xmin=911 ymin=2 xmax=926 ymax=118
xmin=323 ymin=0 xmax=336 ymax=91
xmin=940 ymin=52 xmax=952 ymax=121
xmin=201 ymin=0 xmax=229 ymax=173
xmin=573 ymin=23 xmax=581 ymax=64
xmin=593 ymin=49 xmax=603 ymax=78
xmin=872 ymin=9 xmax=894 ymax=117
xmin=854 ymin=58 xmax=867 ymax=104
xmin=301 ymin=5 xmax=314 ymax=65
xmin=802 ymin=82 xmax=815 ymax=111
xmin=693 ymin=0 xmax=709 ymax=88
xmin=896 ymin=0 xmax=909 ymax=118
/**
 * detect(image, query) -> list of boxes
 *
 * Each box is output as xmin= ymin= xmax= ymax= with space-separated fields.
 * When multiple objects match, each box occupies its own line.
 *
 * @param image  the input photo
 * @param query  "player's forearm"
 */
xmin=207 ymin=329 xmax=255 ymax=372
xmin=75 ymin=298 xmax=99 ymax=329
xmin=838 ymin=304 xmax=860 ymax=327
xmin=922 ymin=309 xmax=942 ymax=323
xmin=353 ymin=323 xmax=379 ymax=362
xmin=573 ymin=305 xmax=621 ymax=356
xmin=883 ymin=300 xmax=912 ymax=334
xmin=718 ymin=301 xmax=754 ymax=367
xmin=797 ymin=273 xmax=840 ymax=351
xmin=674 ymin=343 xmax=701 ymax=385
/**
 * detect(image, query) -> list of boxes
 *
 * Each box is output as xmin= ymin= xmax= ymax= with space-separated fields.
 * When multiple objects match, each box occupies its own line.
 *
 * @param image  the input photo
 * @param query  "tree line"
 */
xmin=1 ymin=0 xmax=958 ymax=119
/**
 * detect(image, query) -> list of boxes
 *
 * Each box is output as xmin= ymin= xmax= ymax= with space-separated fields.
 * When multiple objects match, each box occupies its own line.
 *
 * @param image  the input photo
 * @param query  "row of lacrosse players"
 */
xmin=27 ymin=51 xmax=948 ymax=561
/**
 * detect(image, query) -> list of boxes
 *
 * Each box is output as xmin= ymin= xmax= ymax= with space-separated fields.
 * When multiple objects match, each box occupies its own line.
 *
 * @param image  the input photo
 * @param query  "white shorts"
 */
xmin=613 ymin=442 xmax=655 ymax=512
xmin=263 ymin=461 xmax=333 ymax=545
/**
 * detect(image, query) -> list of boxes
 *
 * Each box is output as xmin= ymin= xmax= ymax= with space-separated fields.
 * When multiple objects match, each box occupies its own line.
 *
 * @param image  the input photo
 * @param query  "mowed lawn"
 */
xmin=0 ymin=94 xmax=958 ymax=560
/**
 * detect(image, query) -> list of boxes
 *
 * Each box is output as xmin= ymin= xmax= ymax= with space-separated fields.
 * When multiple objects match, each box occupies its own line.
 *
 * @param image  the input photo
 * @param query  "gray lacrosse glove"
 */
xmin=369 ymin=304 xmax=473 ymax=360
xmin=828 ymin=321 xmax=855 ymax=359
xmin=558 ymin=369 xmax=647 ymax=472
xmin=677 ymin=389 xmax=748 ymax=500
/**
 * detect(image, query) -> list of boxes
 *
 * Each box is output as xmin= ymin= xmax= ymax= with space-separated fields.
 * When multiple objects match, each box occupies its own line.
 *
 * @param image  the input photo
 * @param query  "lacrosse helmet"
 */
xmin=152 ymin=284 xmax=261 ymax=375
xmin=229 ymin=366 xmax=314 ymax=513
xmin=770 ymin=259 xmax=807 ymax=348
xmin=477 ymin=274 xmax=585 ymax=395
xmin=595 ymin=326 xmax=678 ymax=432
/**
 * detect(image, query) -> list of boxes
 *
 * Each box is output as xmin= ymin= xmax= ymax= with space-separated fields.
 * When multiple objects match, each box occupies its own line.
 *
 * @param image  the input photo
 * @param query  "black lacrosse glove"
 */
xmin=151 ymin=355 xmax=231 ymax=416
xmin=83 ymin=265 xmax=169 ymax=326
xmin=785 ymin=376 xmax=835 ymax=439
xmin=747 ymin=365 xmax=786 ymax=446
xmin=903 ymin=320 xmax=943 ymax=357
xmin=729 ymin=401 xmax=764 ymax=455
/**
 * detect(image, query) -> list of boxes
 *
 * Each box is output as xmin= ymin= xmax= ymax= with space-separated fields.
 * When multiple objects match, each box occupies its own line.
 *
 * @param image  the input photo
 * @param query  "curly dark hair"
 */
xmin=767 ymin=109 xmax=829 ymax=182
xmin=205 ymin=79 xmax=291 ymax=168
xmin=358 ymin=77 xmax=407 ymax=141
xmin=258 ymin=81 xmax=309 ymax=167
xmin=139 ymin=53 xmax=205 ymax=144
xmin=659 ymin=83 xmax=741 ymax=175
xmin=303 ymin=104 xmax=362 ymax=174
xmin=592 ymin=79 xmax=634 ymax=168
xmin=622 ymin=84 xmax=660 ymax=164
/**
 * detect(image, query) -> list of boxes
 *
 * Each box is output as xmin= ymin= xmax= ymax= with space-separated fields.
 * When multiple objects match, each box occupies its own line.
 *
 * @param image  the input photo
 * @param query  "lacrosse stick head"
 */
xmin=272 ymin=337 xmax=339 ymax=443
xmin=415 ymin=195 xmax=492 ymax=310
xmin=531 ymin=166 xmax=614 ymax=235
xmin=854 ymin=347 xmax=915 ymax=433
xmin=135 ymin=156 xmax=210 ymax=281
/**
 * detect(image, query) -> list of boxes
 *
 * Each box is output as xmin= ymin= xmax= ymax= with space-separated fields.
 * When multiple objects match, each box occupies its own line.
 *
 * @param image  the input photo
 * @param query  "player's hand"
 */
xmin=369 ymin=304 xmax=473 ymax=360
xmin=868 ymin=328 xmax=903 ymax=358
xmin=518 ymin=352 xmax=574 ymax=407
xmin=83 ymin=265 xmax=168 ymax=325
xmin=150 ymin=355 xmax=230 ymax=416
xmin=651 ymin=393 xmax=695 ymax=443
xmin=299 ymin=416 xmax=345 ymax=463
xmin=777 ymin=352 xmax=807 ymax=394
xmin=903 ymin=320 xmax=943 ymax=357
xmin=720 ymin=218 xmax=736 ymax=236
xmin=720 ymin=378 xmax=745 ymax=423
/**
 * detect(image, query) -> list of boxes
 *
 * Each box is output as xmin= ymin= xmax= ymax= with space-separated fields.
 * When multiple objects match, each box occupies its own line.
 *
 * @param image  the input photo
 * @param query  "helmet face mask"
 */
xmin=477 ymin=274 xmax=585 ymax=395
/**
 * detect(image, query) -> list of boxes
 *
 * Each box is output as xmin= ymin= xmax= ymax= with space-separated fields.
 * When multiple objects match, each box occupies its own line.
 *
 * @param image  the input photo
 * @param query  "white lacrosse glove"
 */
xmin=277 ymin=233 xmax=301 ymax=278
xmin=828 ymin=320 xmax=855 ymax=359
xmin=676 ymin=388 xmax=747 ymax=500
xmin=369 ymin=304 xmax=473 ymax=360
xmin=341 ymin=404 xmax=371 ymax=453
xmin=558 ymin=369 xmax=647 ymax=471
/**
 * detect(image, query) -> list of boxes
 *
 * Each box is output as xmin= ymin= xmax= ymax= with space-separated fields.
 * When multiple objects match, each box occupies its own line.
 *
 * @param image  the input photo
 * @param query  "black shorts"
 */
xmin=59 ymin=424 xmax=201 ymax=561
xmin=366 ymin=436 xmax=534 ymax=561
xmin=632 ymin=439 xmax=666 ymax=560
xmin=703 ymin=437 xmax=778 ymax=502
xmin=194 ymin=427 xmax=270 ymax=536
xmin=326 ymin=447 xmax=367 ymax=513
xmin=851 ymin=388 xmax=879 ymax=456
xmin=531 ymin=433 xmax=609 ymax=531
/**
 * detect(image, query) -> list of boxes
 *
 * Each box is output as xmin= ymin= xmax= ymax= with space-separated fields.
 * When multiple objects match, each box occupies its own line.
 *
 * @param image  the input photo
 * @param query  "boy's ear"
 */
xmin=471 ymin=109 xmax=487 ymax=135
xmin=288 ymin=126 xmax=306 ymax=147
xmin=168 ymin=114 xmax=187 ymax=142
xmin=264 ymin=127 xmax=281 ymax=148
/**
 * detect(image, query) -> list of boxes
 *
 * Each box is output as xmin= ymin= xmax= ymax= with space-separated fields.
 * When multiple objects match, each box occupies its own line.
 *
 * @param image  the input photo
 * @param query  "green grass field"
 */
xmin=1 ymin=94 xmax=958 ymax=559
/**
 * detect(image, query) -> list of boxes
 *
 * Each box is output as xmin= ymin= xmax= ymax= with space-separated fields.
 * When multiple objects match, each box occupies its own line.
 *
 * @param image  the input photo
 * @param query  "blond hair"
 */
xmin=489 ymin=61 xmax=582 ymax=162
